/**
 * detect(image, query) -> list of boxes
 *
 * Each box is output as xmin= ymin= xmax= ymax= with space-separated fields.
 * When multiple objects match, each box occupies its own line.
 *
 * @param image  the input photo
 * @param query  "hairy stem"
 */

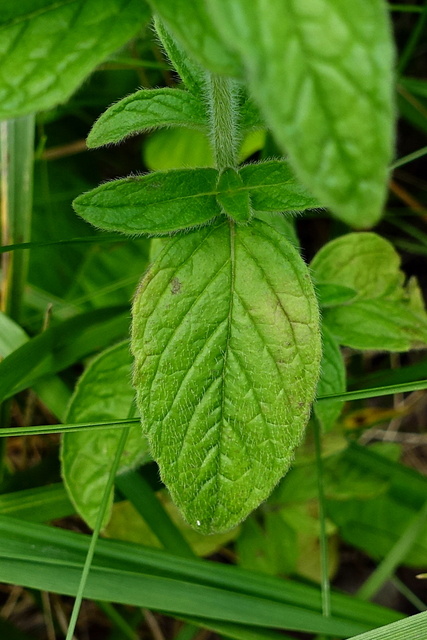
xmin=206 ymin=74 xmax=240 ymax=171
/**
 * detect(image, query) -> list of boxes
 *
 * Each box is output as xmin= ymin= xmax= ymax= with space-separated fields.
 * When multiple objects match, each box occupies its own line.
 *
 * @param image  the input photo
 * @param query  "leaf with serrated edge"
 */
xmin=314 ymin=325 xmax=346 ymax=432
xmin=61 ymin=341 xmax=150 ymax=529
xmin=73 ymin=168 xmax=221 ymax=235
xmin=148 ymin=0 xmax=241 ymax=77
xmin=239 ymin=161 xmax=319 ymax=212
xmin=87 ymin=89 xmax=208 ymax=149
xmin=207 ymin=0 xmax=395 ymax=228
xmin=0 ymin=0 xmax=150 ymax=119
xmin=131 ymin=219 xmax=321 ymax=533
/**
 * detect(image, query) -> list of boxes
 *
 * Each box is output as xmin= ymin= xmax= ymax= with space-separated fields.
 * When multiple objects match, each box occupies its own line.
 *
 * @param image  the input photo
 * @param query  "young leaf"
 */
xmin=207 ymin=0 xmax=395 ymax=228
xmin=323 ymin=300 xmax=427 ymax=352
xmin=154 ymin=17 xmax=206 ymax=96
xmin=73 ymin=168 xmax=221 ymax=235
xmin=314 ymin=325 xmax=346 ymax=432
xmin=131 ymin=219 xmax=321 ymax=533
xmin=87 ymin=89 xmax=208 ymax=149
xmin=316 ymin=284 xmax=357 ymax=308
xmin=311 ymin=233 xmax=427 ymax=351
xmin=311 ymin=233 xmax=403 ymax=300
xmin=148 ymin=0 xmax=241 ymax=77
xmin=216 ymin=168 xmax=252 ymax=223
xmin=61 ymin=341 xmax=150 ymax=529
xmin=0 ymin=0 xmax=151 ymax=119
xmin=239 ymin=161 xmax=319 ymax=212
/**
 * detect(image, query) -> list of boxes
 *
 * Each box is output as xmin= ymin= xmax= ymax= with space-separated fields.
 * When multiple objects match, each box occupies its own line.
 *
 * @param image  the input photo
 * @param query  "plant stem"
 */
xmin=313 ymin=416 xmax=331 ymax=619
xmin=206 ymin=74 xmax=240 ymax=171
xmin=1 ymin=114 xmax=35 ymax=323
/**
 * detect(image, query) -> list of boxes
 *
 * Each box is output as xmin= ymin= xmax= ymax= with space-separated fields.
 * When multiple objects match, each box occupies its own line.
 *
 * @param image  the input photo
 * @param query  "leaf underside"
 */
xmin=131 ymin=219 xmax=321 ymax=533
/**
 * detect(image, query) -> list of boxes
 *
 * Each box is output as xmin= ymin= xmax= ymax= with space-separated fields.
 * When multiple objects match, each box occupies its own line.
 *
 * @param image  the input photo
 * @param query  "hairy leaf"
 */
xmin=216 ymin=168 xmax=252 ymax=223
xmin=0 ymin=0 xmax=150 ymax=119
xmin=239 ymin=161 xmax=319 ymax=212
xmin=73 ymin=168 xmax=221 ymax=235
xmin=61 ymin=341 xmax=149 ymax=529
xmin=148 ymin=0 xmax=240 ymax=76
xmin=314 ymin=325 xmax=346 ymax=432
xmin=87 ymin=88 xmax=208 ymax=148
xmin=311 ymin=233 xmax=427 ymax=351
xmin=154 ymin=17 xmax=206 ymax=96
xmin=208 ymin=0 xmax=395 ymax=227
xmin=131 ymin=219 xmax=321 ymax=533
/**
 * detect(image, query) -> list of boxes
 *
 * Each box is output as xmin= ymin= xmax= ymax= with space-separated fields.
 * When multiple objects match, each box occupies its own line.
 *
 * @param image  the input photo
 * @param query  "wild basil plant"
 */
xmin=66 ymin=2 xmax=405 ymax=534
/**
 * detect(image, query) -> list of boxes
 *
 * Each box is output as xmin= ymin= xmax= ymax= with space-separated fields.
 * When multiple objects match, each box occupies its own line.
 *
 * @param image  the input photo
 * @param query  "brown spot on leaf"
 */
xmin=171 ymin=277 xmax=182 ymax=295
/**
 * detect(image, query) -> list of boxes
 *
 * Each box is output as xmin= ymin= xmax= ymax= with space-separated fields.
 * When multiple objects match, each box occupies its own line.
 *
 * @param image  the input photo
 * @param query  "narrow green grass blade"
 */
xmin=347 ymin=610 xmax=427 ymax=640
xmin=65 ymin=418 xmax=132 ymax=640
xmin=0 ymin=306 xmax=129 ymax=402
xmin=0 ymin=235 xmax=126 ymax=254
xmin=2 ymin=377 xmax=427 ymax=438
xmin=0 ymin=515 xmax=401 ymax=629
xmin=96 ymin=601 xmax=138 ymax=640
xmin=391 ymin=144 xmax=427 ymax=169
xmin=313 ymin=417 xmax=331 ymax=618
xmin=0 ymin=484 xmax=73 ymax=522
xmin=116 ymin=470 xmax=194 ymax=559
xmin=357 ymin=500 xmax=427 ymax=600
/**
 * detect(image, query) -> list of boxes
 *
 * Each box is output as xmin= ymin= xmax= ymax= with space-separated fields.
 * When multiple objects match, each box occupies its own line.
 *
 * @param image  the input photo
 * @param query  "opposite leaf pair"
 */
xmin=73 ymin=161 xmax=319 ymax=236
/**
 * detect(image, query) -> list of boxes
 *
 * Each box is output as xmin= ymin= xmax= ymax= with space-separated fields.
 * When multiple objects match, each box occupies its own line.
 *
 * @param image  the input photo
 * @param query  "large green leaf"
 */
xmin=0 ymin=0 xmax=151 ymax=119
xmin=87 ymin=88 xmax=208 ymax=148
xmin=311 ymin=233 xmax=427 ymax=351
xmin=131 ymin=219 xmax=321 ymax=533
xmin=61 ymin=341 xmax=149 ymax=529
xmin=148 ymin=0 xmax=240 ymax=77
xmin=207 ymin=0 xmax=395 ymax=227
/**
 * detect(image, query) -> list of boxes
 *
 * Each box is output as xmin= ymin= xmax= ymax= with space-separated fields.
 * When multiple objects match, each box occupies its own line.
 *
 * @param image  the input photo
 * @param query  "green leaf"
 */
xmin=154 ymin=17 xmax=205 ymax=96
xmin=314 ymin=325 xmax=346 ymax=432
xmin=239 ymin=161 xmax=319 ymax=212
xmin=87 ymin=88 xmax=208 ymax=148
xmin=311 ymin=233 xmax=427 ymax=351
xmin=216 ymin=168 xmax=252 ymax=223
xmin=323 ymin=300 xmax=427 ymax=352
xmin=316 ymin=283 xmax=357 ymax=308
xmin=131 ymin=219 xmax=321 ymax=533
xmin=254 ymin=212 xmax=299 ymax=249
xmin=0 ymin=484 xmax=74 ymax=523
xmin=73 ymin=168 xmax=221 ymax=235
xmin=143 ymin=127 xmax=265 ymax=171
xmin=0 ymin=513 xmax=400 ymax=629
xmin=311 ymin=233 xmax=404 ymax=299
xmin=207 ymin=0 xmax=395 ymax=227
xmin=61 ymin=341 xmax=149 ymax=529
xmin=0 ymin=306 xmax=129 ymax=403
xmin=148 ymin=0 xmax=241 ymax=77
xmin=0 ymin=516 xmax=378 ymax=638
xmin=0 ymin=0 xmax=151 ymax=119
